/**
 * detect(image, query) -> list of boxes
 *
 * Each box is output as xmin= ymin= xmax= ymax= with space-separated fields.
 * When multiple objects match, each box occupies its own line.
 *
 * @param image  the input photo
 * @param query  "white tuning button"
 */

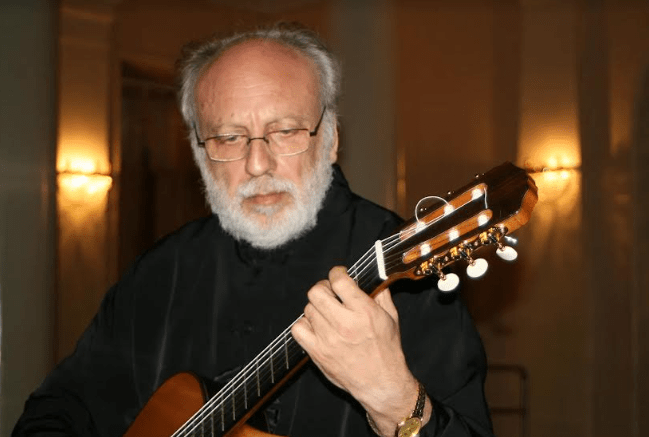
xmin=438 ymin=273 xmax=460 ymax=292
xmin=466 ymin=258 xmax=489 ymax=278
xmin=496 ymin=246 xmax=518 ymax=261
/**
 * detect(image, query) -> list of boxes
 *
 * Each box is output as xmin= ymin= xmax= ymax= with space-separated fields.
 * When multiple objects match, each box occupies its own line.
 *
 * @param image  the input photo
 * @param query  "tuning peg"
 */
xmin=466 ymin=258 xmax=489 ymax=278
xmin=496 ymin=245 xmax=518 ymax=261
xmin=438 ymin=272 xmax=460 ymax=292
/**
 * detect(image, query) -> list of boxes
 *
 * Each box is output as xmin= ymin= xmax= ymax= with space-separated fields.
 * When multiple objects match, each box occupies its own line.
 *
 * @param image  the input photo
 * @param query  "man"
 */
xmin=14 ymin=24 xmax=493 ymax=437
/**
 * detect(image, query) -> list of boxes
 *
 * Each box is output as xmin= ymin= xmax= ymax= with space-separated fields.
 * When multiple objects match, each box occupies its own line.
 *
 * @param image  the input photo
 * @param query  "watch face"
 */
xmin=397 ymin=417 xmax=422 ymax=437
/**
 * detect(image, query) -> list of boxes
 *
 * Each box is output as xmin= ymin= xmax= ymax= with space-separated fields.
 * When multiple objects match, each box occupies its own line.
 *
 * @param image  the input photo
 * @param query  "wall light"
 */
xmin=57 ymin=158 xmax=113 ymax=227
xmin=58 ymin=172 xmax=113 ymax=197
xmin=525 ymin=157 xmax=581 ymax=213
xmin=57 ymin=158 xmax=113 ymax=201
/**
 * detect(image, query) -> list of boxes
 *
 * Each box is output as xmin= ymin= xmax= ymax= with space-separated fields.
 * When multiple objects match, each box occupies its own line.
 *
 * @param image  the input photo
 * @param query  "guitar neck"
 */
xmin=172 ymin=248 xmax=386 ymax=436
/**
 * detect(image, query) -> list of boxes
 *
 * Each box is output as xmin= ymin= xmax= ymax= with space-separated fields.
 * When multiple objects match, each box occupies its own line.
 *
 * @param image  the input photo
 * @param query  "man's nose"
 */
xmin=245 ymin=137 xmax=276 ymax=177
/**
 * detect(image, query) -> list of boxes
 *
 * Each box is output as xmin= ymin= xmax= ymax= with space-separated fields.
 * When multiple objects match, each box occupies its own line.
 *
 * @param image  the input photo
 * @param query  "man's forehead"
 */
xmin=195 ymin=39 xmax=320 ymax=121
xmin=201 ymin=40 xmax=316 ymax=88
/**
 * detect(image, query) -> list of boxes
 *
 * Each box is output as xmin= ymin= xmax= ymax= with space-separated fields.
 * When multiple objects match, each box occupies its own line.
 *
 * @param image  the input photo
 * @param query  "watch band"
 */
xmin=409 ymin=381 xmax=426 ymax=420
xmin=396 ymin=382 xmax=426 ymax=437
xmin=365 ymin=381 xmax=426 ymax=437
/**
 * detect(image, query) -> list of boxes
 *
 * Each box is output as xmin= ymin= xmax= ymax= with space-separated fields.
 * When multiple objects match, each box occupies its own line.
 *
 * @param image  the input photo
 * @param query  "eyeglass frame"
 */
xmin=193 ymin=106 xmax=327 ymax=162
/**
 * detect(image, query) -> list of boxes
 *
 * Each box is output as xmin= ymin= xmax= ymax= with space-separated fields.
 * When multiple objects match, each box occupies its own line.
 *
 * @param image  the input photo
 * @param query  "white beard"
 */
xmin=204 ymin=154 xmax=333 ymax=250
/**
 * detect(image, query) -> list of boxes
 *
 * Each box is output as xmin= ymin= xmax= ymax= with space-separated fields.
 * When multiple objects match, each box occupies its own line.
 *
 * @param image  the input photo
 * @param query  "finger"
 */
xmin=292 ymin=304 xmax=336 ymax=365
xmin=303 ymin=300 xmax=331 ymax=334
xmin=291 ymin=314 xmax=316 ymax=351
xmin=374 ymin=288 xmax=399 ymax=322
xmin=328 ymin=266 xmax=372 ymax=308
xmin=306 ymin=279 xmax=345 ymax=319
xmin=308 ymin=279 xmax=338 ymax=302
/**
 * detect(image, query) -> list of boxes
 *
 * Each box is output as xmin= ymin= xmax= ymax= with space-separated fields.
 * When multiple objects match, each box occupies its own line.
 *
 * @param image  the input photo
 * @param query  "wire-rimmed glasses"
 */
xmin=194 ymin=107 xmax=326 ymax=162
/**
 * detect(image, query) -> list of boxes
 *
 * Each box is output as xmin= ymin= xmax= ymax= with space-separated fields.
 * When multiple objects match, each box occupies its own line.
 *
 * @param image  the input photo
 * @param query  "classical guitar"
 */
xmin=123 ymin=162 xmax=538 ymax=437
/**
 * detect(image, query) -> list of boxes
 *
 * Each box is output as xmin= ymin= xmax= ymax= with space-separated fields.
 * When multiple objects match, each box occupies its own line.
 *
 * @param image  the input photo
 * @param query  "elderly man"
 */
xmin=14 ymin=24 xmax=493 ymax=437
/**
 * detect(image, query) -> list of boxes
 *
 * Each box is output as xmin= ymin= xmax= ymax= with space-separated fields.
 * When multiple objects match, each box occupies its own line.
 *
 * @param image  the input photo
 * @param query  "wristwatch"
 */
xmin=366 ymin=381 xmax=426 ymax=437
xmin=396 ymin=381 xmax=426 ymax=437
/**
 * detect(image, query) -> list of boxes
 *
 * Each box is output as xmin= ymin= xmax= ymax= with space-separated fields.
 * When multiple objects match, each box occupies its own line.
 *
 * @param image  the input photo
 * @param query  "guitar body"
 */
xmin=124 ymin=373 xmax=281 ymax=437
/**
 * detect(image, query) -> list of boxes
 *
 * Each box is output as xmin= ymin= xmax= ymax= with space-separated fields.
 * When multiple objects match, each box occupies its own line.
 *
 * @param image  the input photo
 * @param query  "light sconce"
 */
xmin=57 ymin=158 xmax=113 ymax=228
xmin=524 ymin=156 xmax=581 ymax=213
xmin=58 ymin=172 xmax=113 ymax=198
xmin=57 ymin=158 xmax=113 ymax=202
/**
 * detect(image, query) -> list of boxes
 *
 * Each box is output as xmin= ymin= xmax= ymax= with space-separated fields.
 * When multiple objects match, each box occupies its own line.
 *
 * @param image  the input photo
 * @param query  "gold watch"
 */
xmin=396 ymin=381 xmax=426 ymax=437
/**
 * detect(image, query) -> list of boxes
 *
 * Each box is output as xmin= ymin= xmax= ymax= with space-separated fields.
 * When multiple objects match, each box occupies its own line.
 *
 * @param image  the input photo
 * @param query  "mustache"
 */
xmin=236 ymin=175 xmax=298 ymax=199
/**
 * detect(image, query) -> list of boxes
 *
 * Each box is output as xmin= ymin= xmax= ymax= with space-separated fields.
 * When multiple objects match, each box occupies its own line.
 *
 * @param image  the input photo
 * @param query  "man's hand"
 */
xmin=291 ymin=266 xmax=431 ymax=436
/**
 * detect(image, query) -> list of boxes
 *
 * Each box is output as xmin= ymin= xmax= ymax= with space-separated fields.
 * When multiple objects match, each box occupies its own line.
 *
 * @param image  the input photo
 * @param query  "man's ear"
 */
xmin=329 ymin=122 xmax=339 ymax=163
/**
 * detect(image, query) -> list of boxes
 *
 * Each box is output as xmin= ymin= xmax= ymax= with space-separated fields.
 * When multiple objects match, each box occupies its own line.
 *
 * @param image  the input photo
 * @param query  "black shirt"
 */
xmin=13 ymin=166 xmax=493 ymax=437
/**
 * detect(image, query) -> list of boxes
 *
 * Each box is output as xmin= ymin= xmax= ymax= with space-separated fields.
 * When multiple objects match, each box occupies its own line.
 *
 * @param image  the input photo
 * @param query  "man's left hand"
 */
xmin=291 ymin=266 xmax=428 ymax=436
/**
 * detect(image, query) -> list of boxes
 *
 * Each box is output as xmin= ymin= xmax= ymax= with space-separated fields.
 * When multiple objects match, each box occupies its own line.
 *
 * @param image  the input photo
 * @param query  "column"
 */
xmin=0 ymin=1 xmax=58 ymax=434
xmin=328 ymin=0 xmax=397 ymax=212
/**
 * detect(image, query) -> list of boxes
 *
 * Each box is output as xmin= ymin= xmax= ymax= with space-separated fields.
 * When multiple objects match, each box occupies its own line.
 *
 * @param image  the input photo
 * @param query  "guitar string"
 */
xmin=174 ymin=234 xmax=429 ymax=435
xmin=187 ymin=342 xmax=308 ymax=437
xmin=173 ymin=243 xmax=385 ymax=436
xmin=200 ymin=339 xmax=309 ymax=434
xmin=177 ymin=252 xmax=421 ymax=436
xmin=176 ymin=318 xmax=359 ymax=434
xmin=174 ymin=224 xmax=446 ymax=436
xmin=191 ymin=240 xmax=422 ymax=435
xmin=381 ymin=191 xmax=491 ymax=273
xmin=175 ymin=266 xmax=380 ymax=436
xmin=174 ymin=192 xmax=489 ymax=435
xmin=178 ymin=333 xmax=305 ymax=436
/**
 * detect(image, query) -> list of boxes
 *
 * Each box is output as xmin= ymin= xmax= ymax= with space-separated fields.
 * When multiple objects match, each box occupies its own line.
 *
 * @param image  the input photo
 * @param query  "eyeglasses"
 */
xmin=194 ymin=107 xmax=326 ymax=162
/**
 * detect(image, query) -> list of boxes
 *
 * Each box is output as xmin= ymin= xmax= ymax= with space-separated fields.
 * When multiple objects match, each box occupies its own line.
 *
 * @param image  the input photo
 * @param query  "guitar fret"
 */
xmin=270 ymin=349 xmax=275 ymax=383
xmin=243 ymin=373 xmax=248 ymax=410
xmin=284 ymin=331 xmax=290 ymax=369
xmin=255 ymin=360 xmax=261 ymax=397
xmin=231 ymin=388 xmax=236 ymax=421
xmin=220 ymin=404 xmax=224 ymax=432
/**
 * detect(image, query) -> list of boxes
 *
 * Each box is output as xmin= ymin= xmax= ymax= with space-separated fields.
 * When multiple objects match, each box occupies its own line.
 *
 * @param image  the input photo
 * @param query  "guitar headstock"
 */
xmin=383 ymin=162 xmax=537 ymax=290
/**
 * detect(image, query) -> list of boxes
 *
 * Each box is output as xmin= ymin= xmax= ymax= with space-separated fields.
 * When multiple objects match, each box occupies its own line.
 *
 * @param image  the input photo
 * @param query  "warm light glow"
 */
xmin=58 ymin=173 xmax=113 ymax=195
xmin=544 ymin=170 xmax=558 ymax=181
xmin=530 ymin=169 xmax=580 ymax=210
xmin=57 ymin=157 xmax=113 ymax=213
xmin=57 ymin=134 xmax=111 ymax=175
xmin=519 ymin=123 xmax=581 ymax=173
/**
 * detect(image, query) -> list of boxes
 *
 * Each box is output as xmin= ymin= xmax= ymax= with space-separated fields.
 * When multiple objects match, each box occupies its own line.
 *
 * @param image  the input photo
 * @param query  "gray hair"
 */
xmin=177 ymin=23 xmax=341 ymax=162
